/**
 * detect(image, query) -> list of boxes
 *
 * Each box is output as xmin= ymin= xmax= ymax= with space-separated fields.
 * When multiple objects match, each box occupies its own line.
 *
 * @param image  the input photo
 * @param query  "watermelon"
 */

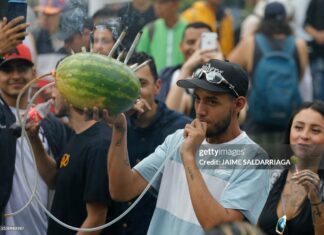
xmin=54 ymin=52 xmax=140 ymax=115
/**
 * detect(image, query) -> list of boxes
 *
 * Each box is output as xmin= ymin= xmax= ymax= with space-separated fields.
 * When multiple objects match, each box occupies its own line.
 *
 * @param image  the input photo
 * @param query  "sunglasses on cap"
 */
xmin=192 ymin=64 xmax=239 ymax=97
xmin=275 ymin=214 xmax=287 ymax=234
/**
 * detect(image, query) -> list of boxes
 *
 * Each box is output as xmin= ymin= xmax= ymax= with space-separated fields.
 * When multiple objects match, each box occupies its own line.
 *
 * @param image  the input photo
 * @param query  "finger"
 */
xmin=297 ymin=176 xmax=320 ymax=188
xmin=83 ymin=107 xmax=91 ymax=121
xmin=7 ymin=23 xmax=29 ymax=38
xmin=102 ymin=109 xmax=110 ymax=123
xmin=293 ymin=169 xmax=319 ymax=178
xmin=4 ymin=16 xmax=25 ymax=29
xmin=183 ymin=128 xmax=189 ymax=138
xmin=134 ymin=99 xmax=145 ymax=113
xmin=92 ymin=106 xmax=99 ymax=120
xmin=201 ymin=121 xmax=207 ymax=132
xmin=294 ymin=170 xmax=320 ymax=181
xmin=299 ymin=182 xmax=319 ymax=195
xmin=184 ymin=125 xmax=200 ymax=138
xmin=140 ymin=98 xmax=152 ymax=111
xmin=191 ymin=119 xmax=198 ymax=128
xmin=201 ymin=48 xmax=217 ymax=54
xmin=0 ymin=17 xmax=8 ymax=27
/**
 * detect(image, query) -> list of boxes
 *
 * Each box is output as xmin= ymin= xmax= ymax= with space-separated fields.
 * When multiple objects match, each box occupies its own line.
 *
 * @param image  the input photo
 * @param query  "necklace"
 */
xmin=276 ymin=194 xmax=287 ymax=234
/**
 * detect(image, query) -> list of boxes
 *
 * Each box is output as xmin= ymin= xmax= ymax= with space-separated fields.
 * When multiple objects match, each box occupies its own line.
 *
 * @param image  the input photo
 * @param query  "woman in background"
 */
xmin=258 ymin=100 xmax=324 ymax=235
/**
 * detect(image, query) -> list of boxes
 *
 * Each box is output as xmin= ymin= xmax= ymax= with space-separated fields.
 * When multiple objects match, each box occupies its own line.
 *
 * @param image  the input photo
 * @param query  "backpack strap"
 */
xmin=282 ymin=36 xmax=296 ymax=55
xmin=256 ymin=33 xmax=296 ymax=56
xmin=255 ymin=33 xmax=273 ymax=55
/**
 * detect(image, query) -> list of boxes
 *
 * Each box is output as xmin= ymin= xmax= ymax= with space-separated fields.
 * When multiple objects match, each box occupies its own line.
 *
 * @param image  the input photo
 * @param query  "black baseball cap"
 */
xmin=177 ymin=59 xmax=249 ymax=97
xmin=264 ymin=1 xmax=286 ymax=21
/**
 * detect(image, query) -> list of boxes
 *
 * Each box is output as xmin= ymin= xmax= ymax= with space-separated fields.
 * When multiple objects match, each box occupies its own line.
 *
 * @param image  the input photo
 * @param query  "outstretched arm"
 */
xmin=104 ymin=111 xmax=148 ymax=201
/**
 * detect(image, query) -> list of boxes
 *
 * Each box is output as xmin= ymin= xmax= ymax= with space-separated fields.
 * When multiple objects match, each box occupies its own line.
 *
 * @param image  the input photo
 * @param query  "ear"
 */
xmin=32 ymin=67 xmax=37 ymax=77
xmin=154 ymin=79 xmax=161 ymax=95
xmin=235 ymin=96 xmax=247 ymax=113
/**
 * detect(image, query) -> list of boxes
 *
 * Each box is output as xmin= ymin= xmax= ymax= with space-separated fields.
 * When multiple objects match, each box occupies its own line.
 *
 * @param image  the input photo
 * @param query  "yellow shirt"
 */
xmin=181 ymin=1 xmax=234 ymax=57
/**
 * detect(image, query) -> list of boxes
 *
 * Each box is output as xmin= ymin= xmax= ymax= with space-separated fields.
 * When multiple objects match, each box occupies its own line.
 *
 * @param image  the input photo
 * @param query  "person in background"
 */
xmin=157 ymin=22 xmax=213 ymax=103
xmin=229 ymin=1 xmax=309 ymax=146
xmin=33 ymin=0 xmax=66 ymax=54
xmin=0 ymin=44 xmax=70 ymax=234
xmin=181 ymin=0 xmax=234 ymax=58
xmin=304 ymin=0 xmax=324 ymax=102
xmin=258 ymin=100 xmax=324 ymax=235
xmin=161 ymin=22 xmax=222 ymax=116
xmin=57 ymin=7 xmax=94 ymax=55
xmin=118 ymin=0 xmax=156 ymax=50
xmin=92 ymin=22 xmax=118 ymax=56
xmin=136 ymin=0 xmax=187 ymax=73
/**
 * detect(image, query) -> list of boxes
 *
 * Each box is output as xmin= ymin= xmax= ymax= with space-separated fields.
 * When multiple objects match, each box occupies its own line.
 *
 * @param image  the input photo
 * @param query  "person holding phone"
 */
xmin=161 ymin=22 xmax=223 ymax=115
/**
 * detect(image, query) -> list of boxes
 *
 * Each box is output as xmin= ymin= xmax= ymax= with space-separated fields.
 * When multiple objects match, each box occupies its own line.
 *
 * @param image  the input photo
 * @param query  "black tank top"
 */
xmin=258 ymin=170 xmax=316 ymax=235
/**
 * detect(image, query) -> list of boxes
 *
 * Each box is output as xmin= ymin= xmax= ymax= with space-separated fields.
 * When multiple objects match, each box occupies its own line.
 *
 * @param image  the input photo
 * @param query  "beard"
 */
xmin=54 ymin=102 xmax=69 ymax=118
xmin=205 ymin=109 xmax=232 ymax=138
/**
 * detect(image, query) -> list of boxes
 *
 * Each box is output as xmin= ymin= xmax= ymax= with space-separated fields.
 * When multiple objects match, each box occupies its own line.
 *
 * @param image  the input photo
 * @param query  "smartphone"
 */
xmin=201 ymin=32 xmax=218 ymax=50
xmin=6 ymin=1 xmax=28 ymax=40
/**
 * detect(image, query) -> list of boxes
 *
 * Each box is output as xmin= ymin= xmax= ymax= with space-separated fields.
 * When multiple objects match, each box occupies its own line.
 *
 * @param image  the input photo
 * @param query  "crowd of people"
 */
xmin=1 ymin=0 xmax=324 ymax=235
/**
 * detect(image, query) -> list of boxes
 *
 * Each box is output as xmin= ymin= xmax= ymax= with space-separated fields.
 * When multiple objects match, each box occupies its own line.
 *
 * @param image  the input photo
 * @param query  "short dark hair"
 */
xmin=182 ymin=22 xmax=213 ymax=40
xmin=92 ymin=7 xmax=118 ymax=21
xmin=127 ymin=52 xmax=158 ymax=81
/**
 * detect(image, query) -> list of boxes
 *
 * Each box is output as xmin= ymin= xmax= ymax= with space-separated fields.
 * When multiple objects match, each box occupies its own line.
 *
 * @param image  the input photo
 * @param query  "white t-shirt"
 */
xmin=4 ymin=107 xmax=49 ymax=235
xmin=134 ymin=130 xmax=270 ymax=235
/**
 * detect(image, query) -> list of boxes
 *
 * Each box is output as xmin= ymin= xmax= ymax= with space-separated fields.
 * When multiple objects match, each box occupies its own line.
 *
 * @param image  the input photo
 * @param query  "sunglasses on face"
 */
xmin=192 ymin=67 xmax=239 ymax=97
xmin=275 ymin=214 xmax=287 ymax=234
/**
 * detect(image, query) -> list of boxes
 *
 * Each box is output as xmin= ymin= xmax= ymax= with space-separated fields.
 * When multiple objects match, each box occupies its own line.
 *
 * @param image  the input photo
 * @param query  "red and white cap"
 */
xmin=0 ymin=44 xmax=34 ymax=68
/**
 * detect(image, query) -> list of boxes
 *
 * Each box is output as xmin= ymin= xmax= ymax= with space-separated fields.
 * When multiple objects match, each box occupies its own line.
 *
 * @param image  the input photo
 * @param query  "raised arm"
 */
xmin=166 ymin=49 xmax=223 ymax=112
xmin=105 ymin=112 xmax=148 ymax=201
xmin=27 ymin=124 xmax=57 ymax=188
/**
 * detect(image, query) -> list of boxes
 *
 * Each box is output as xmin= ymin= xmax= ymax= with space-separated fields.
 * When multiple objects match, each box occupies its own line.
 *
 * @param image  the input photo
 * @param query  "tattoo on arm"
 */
xmin=123 ymin=157 xmax=130 ymax=167
xmin=116 ymin=138 xmax=123 ymax=146
xmin=115 ymin=125 xmax=125 ymax=133
xmin=187 ymin=166 xmax=194 ymax=180
xmin=312 ymin=205 xmax=323 ymax=220
xmin=114 ymin=125 xmax=125 ymax=147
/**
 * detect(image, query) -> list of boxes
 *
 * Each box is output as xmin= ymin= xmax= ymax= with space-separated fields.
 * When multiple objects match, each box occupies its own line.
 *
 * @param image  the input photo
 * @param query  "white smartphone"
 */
xmin=201 ymin=32 xmax=218 ymax=50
